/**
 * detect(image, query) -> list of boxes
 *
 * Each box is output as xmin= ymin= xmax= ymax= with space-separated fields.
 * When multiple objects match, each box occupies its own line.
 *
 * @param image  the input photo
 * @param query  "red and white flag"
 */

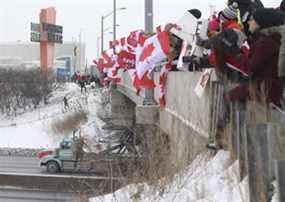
xmin=194 ymin=69 xmax=213 ymax=98
xmin=159 ymin=61 xmax=173 ymax=107
xmin=117 ymin=50 xmax=136 ymax=70
xmin=127 ymin=30 xmax=144 ymax=49
xmin=136 ymin=31 xmax=170 ymax=80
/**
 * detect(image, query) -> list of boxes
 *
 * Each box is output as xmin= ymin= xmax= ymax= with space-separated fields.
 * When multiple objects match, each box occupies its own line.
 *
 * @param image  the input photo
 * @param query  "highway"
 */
xmin=0 ymin=155 xmax=125 ymax=201
xmin=0 ymin=186 xmax=74 ymax=202
xmin=0 ymin=156 xmax=41 ymax=174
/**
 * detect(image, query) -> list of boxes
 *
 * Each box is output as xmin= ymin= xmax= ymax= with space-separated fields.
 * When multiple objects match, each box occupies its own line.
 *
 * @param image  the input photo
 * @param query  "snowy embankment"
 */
xmin=0 ymin=83 xmax=104 ymax=149
xmin=91 ymin=150 xmax=249 ymax=202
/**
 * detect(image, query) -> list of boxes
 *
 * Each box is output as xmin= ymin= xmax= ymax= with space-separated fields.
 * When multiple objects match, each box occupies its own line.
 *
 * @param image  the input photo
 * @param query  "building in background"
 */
xmin=0 ymin=41 xmax=86 ymax=76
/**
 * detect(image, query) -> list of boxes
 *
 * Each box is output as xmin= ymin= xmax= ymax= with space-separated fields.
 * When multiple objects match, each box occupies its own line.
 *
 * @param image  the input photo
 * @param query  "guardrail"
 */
xmin=230 ymin=102 xmax=285 ymax=202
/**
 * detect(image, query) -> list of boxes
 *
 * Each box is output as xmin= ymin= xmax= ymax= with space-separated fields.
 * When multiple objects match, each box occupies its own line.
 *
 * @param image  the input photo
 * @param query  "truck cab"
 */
xmin=40 ymin=137 xmax=85 ymax=173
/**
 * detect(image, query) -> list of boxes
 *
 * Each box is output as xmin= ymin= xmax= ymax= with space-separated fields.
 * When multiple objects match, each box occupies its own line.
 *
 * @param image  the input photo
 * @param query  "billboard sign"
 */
xmin=30 ymin=22 xmax=63 ymax=44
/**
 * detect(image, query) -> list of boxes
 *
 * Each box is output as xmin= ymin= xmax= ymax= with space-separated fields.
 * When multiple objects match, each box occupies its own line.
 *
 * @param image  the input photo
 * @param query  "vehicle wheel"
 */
xmin=46 ymin=161 xmax=59 ymax=173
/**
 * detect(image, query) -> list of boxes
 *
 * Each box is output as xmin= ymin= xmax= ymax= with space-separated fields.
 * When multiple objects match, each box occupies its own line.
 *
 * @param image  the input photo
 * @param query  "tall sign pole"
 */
xmin=143 ymin=0 xmax=155 ymax=105
xmin=39 ymin=7 xmax=56 ymax=72
xmin=31 ymin=7 xmax=63 ymax=72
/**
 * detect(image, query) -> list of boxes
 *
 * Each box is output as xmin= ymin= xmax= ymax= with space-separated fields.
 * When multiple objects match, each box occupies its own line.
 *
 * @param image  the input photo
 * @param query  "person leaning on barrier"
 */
xmin=225 ymin=8 xmax=285 ymax=106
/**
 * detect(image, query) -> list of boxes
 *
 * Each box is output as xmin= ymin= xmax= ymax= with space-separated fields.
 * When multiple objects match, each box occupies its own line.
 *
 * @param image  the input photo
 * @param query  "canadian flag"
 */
xmin=102 ymin=50 xmax=115 ymax=68
xmin=159 ymin=61 xmax=173 ymax=107
xmin=105 ymin=53 xmax=121 ymax=83
xmin=117 ymin=50 xmax=136 ymax=69
xmin=136 ymin=31 xmax=170 ymax=80
xmin=127 ymin=69 xmax=141 ymax=95
xmin=127 ymin=30 xmax=144 ymax=49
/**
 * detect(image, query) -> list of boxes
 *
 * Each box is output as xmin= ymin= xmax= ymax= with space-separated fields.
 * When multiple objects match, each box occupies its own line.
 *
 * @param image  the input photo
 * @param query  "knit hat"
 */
xmin=219 ymin=2 xmax=239 ymax=22
xmin=252 ymin=8 xmax=285 ymax=29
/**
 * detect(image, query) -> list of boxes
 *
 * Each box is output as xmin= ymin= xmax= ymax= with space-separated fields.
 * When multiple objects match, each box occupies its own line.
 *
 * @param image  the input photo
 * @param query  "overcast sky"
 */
xmin=0 ymin=0 xmax=279 ymax=63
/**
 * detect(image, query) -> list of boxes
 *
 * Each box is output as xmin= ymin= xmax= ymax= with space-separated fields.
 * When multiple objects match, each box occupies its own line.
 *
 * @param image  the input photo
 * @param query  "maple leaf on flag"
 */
xmin=139 ymin=43 xmax=155 ymax=62
xmin=117 ymin=50 xmax=135 ymax=69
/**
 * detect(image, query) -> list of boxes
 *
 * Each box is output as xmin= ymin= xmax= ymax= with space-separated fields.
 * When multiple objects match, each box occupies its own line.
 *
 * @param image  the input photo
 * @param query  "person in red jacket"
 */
xmin=225 ymin=8 xmax=285 ymax=106
xmin=218 ymin=2 xmax=243 ymax=31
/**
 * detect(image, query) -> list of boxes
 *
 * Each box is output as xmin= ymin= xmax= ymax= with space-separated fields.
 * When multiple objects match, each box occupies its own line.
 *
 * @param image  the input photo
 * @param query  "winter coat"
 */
xmin=260 ymin=25 xmax=285 ymax=78
xmin=226 ymin=32 xmax=283 ymax=105
xmin=209 ymin=29 xmax=249 ymax=76
xmin=222 ymin=20 xmax=243 ymax=31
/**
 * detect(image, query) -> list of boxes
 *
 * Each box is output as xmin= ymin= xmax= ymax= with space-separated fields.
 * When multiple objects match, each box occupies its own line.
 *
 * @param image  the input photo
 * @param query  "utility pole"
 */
xmin=101 ymin=16 xmax=104 ymax=54
xmin=113 ymin=0 xmax=116 ymax=53
xmin=143 ymin=0 xmax=155 ymax=105
xmin=72 ymin=37 xmax=77 ymax=75
xmin=97 ymin=36 xmax=100 ymax=58
xmin=78 ymin=30 xmax=82 ymax=72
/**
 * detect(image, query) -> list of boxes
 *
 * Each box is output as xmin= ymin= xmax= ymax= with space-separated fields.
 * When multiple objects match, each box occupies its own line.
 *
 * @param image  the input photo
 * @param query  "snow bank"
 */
xmin=91 ymin=151 xmax=249 ymax=202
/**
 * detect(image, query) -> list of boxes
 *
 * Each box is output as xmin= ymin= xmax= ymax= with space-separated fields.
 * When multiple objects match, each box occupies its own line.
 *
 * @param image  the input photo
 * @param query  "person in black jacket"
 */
xmin=279 ymin=0 xmax=285 ymax=12
xmin=227 ymin=0 xmax=264 ymax=36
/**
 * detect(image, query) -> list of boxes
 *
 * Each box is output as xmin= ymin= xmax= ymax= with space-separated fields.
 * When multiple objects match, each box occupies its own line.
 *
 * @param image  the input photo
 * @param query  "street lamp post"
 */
xmin=98 ymin=29 xmax=113 ymax=57
xmin=113 ymin=0 xmax=116 ymax=52
xmin=101 ymin=6 xmax=126 ymax=54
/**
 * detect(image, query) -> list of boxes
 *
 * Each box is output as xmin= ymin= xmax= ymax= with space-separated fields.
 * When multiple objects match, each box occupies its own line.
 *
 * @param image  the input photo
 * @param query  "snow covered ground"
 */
xmin=0 ymin=83 xmax=104 ymax=149
xmin=91 ymin=151 xmax=250 ymax=202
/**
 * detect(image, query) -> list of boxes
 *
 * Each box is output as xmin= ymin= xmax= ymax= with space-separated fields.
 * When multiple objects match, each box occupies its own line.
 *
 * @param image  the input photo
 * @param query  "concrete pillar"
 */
xmin=110 ymin=89 xmax=135 ymax=127
xmin=275 ymin=160 xmax=285 ymax=202
xmin=246 ymin=123 xmax=271 ymax=202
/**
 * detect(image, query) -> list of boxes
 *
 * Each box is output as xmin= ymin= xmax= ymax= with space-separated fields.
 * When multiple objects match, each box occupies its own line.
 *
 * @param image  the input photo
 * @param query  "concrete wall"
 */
xmin=110 ymin=88 xmax=136 ymax=127
xmin=117 ymin=70 xmax=212 ymax=139
xmin=116 ymin=69 xmax=145 ymax=105
xmin=115 ymin=70 xmax=212 ymax=163
xmin=154 ymin=71 xmax=211 ymax=139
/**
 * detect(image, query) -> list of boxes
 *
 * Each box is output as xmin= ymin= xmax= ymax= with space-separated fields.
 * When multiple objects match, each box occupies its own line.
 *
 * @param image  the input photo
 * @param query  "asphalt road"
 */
xmin=0 ymin=156 xmax=42 ymax=174
xmin=0 ymin=186 xmax=73 ymax=202
xmin=0 ymin=156 xmax=124 ymax=201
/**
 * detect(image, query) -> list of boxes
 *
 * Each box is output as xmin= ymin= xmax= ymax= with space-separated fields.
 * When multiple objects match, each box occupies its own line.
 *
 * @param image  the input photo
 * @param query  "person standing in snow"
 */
xmin=63 ymin=96 xmax=69 ymax=110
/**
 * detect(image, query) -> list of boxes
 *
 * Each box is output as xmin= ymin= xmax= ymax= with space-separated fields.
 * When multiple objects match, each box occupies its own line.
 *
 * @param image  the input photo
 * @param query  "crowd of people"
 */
xmin=187 ymin=0 xmax=285 ymax=150
xmin=92 ymin=0 xmax=285 ymax=150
